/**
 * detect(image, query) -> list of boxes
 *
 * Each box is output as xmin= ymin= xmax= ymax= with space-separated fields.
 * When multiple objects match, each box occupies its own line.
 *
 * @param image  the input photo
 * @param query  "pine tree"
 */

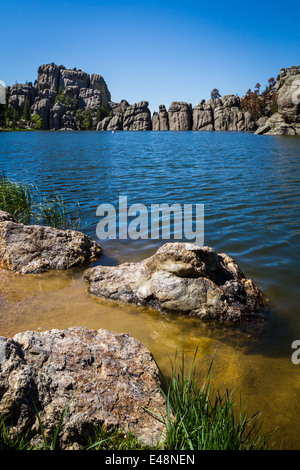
xmin=211 ymin=88 xmax=221 ymax=100
xmin=23 ymin=97 xmax=31 ymax=121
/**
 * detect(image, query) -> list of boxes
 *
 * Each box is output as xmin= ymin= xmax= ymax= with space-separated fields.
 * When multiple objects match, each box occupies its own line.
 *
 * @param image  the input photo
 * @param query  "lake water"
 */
xmin=0 ymin=130 xmax=300 ymax=449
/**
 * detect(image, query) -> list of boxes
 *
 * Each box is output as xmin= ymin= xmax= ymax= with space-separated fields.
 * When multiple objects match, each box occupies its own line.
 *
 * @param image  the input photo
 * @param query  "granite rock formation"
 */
xmin=168 ymin=102 xmax=192 ymax=131
xmin=3 ymin=63 xmax=299 ymax=134
xmin=5 ymin=63 xmax=111 ymax=131
xmin=255 ymin=65 xmax=300 ymax=135
xmin=152 ymin=105 xmax=169 ymax=131
xmin=192 ymin=101 xmax=214 ymax=131
xmin=0 ymin=327 xmax=166 ymax=449
xmin=84 ymin=242 xmax=268 ymax=322
xmin=123 ymin=101 xmax=152 ymax=131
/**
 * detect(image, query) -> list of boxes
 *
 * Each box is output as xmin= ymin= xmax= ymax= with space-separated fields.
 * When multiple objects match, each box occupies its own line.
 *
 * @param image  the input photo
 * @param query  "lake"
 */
xmin=0 ymin=130 xmax=300 ymax=448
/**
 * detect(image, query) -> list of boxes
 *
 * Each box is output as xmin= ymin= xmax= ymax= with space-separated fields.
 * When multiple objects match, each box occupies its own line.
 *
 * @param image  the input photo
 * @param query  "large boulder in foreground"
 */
xmin=84 ymin=242 xmax=268 ymax=322
xmin=0 ymin=327 xmax=166 ymax=449
xmin=0 ymin=211 xmax=102 ymax=274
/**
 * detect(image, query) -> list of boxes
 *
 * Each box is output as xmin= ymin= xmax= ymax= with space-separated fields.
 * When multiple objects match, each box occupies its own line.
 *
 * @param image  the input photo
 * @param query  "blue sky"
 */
xmin=1 ymin=0 xmax=299 ymax=113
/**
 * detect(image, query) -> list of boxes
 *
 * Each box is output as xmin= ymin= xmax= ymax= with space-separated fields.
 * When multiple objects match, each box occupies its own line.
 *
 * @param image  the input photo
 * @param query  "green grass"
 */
xmin=0 ymin=172 xmax=81 ymax=229
xmin=0 ymin=352 xmax=277 ymax=450
xmin=86 ymin=427 xmax=152 ymax=451
xmin=154 ymin=351 xmax=276 ymax=450
xmin=0 ymin=413 xmax=35 ymax=450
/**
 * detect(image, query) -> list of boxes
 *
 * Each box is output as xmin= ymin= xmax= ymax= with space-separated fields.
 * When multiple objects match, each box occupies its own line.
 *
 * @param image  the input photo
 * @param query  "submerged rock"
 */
xmin=0 ymin=211 xmax=102 ymax=274
xmin=0 ymin=327 xmax=166 ymax=449
xmin=84 ymin=242 xmax=268 ymax=322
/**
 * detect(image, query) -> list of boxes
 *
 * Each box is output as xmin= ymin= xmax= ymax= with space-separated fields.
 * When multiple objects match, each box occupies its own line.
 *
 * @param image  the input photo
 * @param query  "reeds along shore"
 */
xmin=0 ymin=172 xmax=81 ymax=229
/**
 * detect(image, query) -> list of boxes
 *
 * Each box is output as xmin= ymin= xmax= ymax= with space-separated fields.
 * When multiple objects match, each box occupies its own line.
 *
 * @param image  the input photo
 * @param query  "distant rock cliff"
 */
xmin=255 ymin=65 xmax=300 ymax=135
xmin=2 ymin=63 xmax=299 ymax=134
xmin=5 ymin=63 xmax=112 ymax=131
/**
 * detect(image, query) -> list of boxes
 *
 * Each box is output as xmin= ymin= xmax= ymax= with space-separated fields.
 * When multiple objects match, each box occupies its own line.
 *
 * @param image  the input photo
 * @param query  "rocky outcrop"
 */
xmin=192 ymin=95 xmax=256 ymax=132
xmin=152 ymin=105 xmax=169 ymax=131
xmin=254 ymin=112 xmax=299 ymax=136
xmin=108 ymin=99 xmax=129 ymax=115
xmin=35 ymin=64 xmax=61 ymax=93
xmin=152 ymin=111 xmax=160 ymax=130
xmin=153 ymin=96 xmax=256 ymax=132
xmin=192 ymin=101 xmax=214 ymax=131
xmin=255 ymin=65 xmax=300 ymax=135
xmin=90 ymin=74 xmax=111 ymax=108
xmin=59 ymin=68 xmax=90 ymax=91
xmin=8 ymin=83 xmax=37 ymax=113
xmin=214 ymin=106 xmax=256 ymax=132
xmin=49 ymin=102 xmax=66 ymax=130
xmin=0 ymin=211 xmax=102 ymax=274
xmin=278 ymin=66 xmax=300 ymax=124
xmin=96 ymin=116 xmax=111 ymax=131
xmin=123 ymin=101 xmax=152 ymax=131
xmin=84 ymin=242 xmax=268 ymax=322
xmin=5 ymin=62 xmax=299 ymax=134
xmin=107 ymin=113 xmax=123 ymax=131
xmin=0 ymin=327 xmax=166 ymax=449
xmin=5 ymin=63 xmax=112 ymax=131
xmin=78 ymin=88 xmax=102 ymax=110
xmin=168 ymin=102 xmax=192 ymax=131
xmin=31 ymin=97 xmax=52 ymax=129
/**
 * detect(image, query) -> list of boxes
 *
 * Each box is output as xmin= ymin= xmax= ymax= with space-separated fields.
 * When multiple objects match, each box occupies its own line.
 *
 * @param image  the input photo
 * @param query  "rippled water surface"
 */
xmin=0 ymin=131 xmax=300 ymax=448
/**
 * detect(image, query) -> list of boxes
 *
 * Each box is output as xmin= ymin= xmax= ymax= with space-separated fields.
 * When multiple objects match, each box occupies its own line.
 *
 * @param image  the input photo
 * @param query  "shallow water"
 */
xmin=0 ymin=130 xmax=300 ymax=448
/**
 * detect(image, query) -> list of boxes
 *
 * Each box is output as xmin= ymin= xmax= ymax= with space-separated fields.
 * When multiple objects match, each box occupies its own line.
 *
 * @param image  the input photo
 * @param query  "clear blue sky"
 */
xmin=1 ymin=0 xmax=299 ymax=113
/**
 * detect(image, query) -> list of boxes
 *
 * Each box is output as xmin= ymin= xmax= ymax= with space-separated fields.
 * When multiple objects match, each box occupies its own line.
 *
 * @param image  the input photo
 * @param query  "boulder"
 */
xmin=84 ymin=242 xmax=268 ymax=322
xmin=0 ymin=327 xmax=166 ymax=449
xmin=256 ymin=116 xmax=269 ymax=128
xmin=255 ymin=112 xmax=297 ymax=136
xmin=0 ymin=211 xmax=102 ymax=274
